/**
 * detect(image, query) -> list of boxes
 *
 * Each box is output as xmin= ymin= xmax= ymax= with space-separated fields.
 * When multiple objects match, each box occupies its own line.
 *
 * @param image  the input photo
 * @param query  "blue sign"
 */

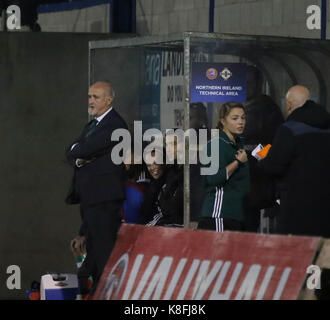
xmin=140 ymin=50 xmax=162 ymax=131
xmin=190 ymin=62 xmax=247 ymax=102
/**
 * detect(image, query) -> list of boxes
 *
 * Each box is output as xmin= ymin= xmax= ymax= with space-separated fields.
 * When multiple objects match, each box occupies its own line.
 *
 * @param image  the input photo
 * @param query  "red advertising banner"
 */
xmin=94 ymin=225 xmax=320 ymax=300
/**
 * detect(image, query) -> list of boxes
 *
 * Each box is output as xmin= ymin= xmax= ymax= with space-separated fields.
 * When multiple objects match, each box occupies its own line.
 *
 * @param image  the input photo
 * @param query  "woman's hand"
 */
xmin=236 ymin=149 xmax=248 ymax=163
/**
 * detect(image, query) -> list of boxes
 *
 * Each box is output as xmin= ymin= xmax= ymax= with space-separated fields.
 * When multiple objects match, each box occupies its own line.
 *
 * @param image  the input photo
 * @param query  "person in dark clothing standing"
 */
xmin=189 ymin=103 xmax=211 ymax=223
xmin=259 ymin=85 xmax=330 ymax=237
xmin=65 ymin=81 xmax=128 ymax=293
xmin=243 ymin=66 xmax=284 ymax=232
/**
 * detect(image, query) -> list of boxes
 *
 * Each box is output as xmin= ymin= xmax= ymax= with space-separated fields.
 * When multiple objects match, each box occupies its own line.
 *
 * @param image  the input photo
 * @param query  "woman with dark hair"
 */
xmin=198 ymin=102 xmax=250 ymax=232
xmin=121 ymin=148 xmax=150 ymax=224
xmin=140 ymin=141 xmax=184 ymax=228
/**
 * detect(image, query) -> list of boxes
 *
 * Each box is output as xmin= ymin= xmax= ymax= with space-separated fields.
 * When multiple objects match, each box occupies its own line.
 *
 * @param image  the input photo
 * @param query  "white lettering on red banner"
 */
xmin=94 ymin=225 xmax=320 ymax=300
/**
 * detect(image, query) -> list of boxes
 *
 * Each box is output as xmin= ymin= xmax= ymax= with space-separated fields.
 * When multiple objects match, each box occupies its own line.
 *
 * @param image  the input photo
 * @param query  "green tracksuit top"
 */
xmin=201 ymin=131 xmax=250 ymax=222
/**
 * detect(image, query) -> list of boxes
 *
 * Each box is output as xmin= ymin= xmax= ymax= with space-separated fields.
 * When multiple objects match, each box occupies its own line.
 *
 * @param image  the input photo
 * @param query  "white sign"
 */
xmin=6 ymin=5 xmax=21 ymax=30
xmin=306 ymin=5 xmax=321 ymax=30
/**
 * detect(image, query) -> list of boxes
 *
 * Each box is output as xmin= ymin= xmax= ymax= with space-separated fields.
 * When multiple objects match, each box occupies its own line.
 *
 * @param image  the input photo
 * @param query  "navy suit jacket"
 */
xmin=65 ymin=108 xmax=128 ymax=206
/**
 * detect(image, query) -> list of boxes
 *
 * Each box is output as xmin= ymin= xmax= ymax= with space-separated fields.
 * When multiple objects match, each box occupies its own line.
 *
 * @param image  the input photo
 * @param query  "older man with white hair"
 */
xmin=260 ymin=85 xmax=330 ymax=237
xmin=66 ymin=81 xmax=128 ymax=294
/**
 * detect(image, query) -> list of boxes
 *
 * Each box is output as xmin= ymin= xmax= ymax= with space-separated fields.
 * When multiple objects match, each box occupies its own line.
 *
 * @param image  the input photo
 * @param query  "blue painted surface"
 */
xmin=38 ymin=0 xmax=109 ymax=14
xmin=45 ymin=288 xmax=78 ymax=300
xmin=209 ymin=0 xmax=214 ymax=33
xmin=110 ymin=0 xmax=136 ymax=33
xmin=38 ymin=0 xmax=135 ymax=33
xmin=321 ymin=0 xmax=327 ymax=40
xmin=109 ymin=0 xmax=114 ymax=32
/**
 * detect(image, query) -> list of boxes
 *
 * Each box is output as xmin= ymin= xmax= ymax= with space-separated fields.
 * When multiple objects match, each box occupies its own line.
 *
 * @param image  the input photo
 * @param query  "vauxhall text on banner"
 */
xmin=93 ymin=225 xmax=320 ymax=300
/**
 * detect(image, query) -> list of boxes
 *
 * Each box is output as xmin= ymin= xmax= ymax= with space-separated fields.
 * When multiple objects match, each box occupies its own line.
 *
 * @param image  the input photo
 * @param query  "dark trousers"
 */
xmin=198 ymin=217 xmax=245 ymax=232
xmin=78 ymin=200 xmax=123 ymax=291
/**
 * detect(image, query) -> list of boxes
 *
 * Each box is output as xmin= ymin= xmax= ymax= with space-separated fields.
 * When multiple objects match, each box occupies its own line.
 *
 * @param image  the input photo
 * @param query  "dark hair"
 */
xmin=190 ymin=102 xmax=208 ymax=129
xmin=246 ymin=65 xmax=263 ymax=99
xmin=217 ymin=102 xmax=245 ymax=130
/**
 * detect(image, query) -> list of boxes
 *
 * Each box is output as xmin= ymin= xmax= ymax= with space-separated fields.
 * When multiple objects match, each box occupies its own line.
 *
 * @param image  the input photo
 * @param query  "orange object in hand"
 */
xmin=256 ymin=144 xmax=271 ymax=159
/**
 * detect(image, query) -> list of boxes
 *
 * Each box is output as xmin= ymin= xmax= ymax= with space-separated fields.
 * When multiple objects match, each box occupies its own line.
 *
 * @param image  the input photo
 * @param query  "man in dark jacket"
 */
xmin=259 ymin=85 xmax=330 ymax=237
xmin=66 ymin=81 xmax=128 ymax=292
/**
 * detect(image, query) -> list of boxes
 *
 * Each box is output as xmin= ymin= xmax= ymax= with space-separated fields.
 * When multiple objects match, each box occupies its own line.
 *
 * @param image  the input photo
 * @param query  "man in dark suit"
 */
xmin=66 ymin=81 xmax=128 ymax=292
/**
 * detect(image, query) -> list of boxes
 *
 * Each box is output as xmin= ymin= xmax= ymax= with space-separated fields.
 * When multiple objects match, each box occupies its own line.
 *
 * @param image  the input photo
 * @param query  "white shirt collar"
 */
xmin=95 ymin=107 xmax=113 ymax=123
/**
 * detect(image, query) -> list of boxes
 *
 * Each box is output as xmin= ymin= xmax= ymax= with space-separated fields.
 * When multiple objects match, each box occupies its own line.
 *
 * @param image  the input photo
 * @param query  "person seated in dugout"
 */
xmin=139 ymin=143 xmax=183 ymax=228
xmin=120 ymin=146 xmax=150 ymax=224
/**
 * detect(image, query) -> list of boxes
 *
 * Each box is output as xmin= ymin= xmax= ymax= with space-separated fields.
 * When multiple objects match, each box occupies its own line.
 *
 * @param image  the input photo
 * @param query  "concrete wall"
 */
xmin=0 ymin=32 xmax=125 ymax=299
xmin=0 ymin=1 xmax=324 ymax=37
xmin=38 ymin=3 xmax=110 ymax=33
xmin=90 ymin=47 xmax=142 ymax=132
xmin=136 ymin=0 xmax=210 ymax=35
xmin=136 ymin=0 xmax=323 ymax=39
xmin=0 ymin=2 xmax=110 ymax=33
xmin=214 ymin=0 xmax=321 ymax=39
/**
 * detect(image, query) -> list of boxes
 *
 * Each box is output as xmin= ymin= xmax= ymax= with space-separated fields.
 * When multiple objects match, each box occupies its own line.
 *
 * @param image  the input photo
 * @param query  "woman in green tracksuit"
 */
xmin=198 ymin=102 xmax=250 ymax=232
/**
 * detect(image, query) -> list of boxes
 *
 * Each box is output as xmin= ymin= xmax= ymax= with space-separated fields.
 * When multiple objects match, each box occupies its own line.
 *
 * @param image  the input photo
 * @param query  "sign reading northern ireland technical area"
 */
xmin=94 ymin=225 xmax=320 ymax=300
xmin=191 ymin=62 xmax=247 ymax=102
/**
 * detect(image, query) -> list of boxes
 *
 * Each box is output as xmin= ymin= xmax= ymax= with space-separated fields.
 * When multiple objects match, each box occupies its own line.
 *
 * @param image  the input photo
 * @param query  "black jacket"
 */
xmin=65 ymin=108 xmax=128 ymax=206
xmin=259 ymin=100 xmax=330 ymax=237
xmin=157 ymin=165 xmax=183 ymax=227
xmin=139 ymin=170 xmax=167 ymax=224
xmin=244 ymin=95 xmax=284 ymax=214
xmin=140 ymin=165 xmax=183 ymax=227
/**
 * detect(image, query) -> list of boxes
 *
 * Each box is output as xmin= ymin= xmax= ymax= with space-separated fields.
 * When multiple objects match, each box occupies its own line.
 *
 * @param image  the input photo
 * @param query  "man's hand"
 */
xmin=76 ymin=157 xmax=96 ymax=166
xmin=70 ymin=235 xmax=86 ymax=257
